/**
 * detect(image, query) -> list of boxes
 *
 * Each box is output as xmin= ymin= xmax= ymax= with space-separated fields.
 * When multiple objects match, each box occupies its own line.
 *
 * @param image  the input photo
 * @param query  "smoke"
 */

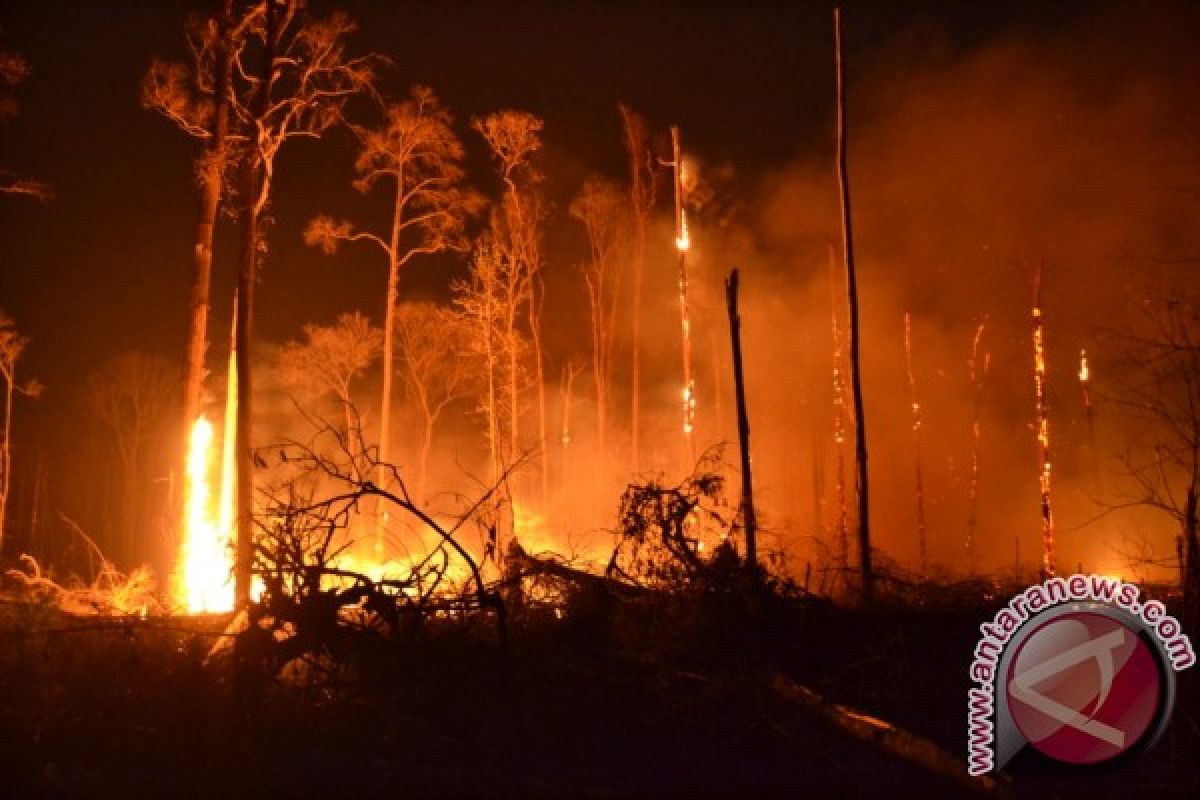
xmin=735 ymin=5 xmax=1200 ymax=579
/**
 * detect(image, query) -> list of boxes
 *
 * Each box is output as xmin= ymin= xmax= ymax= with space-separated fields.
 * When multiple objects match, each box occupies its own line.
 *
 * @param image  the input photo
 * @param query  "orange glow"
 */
xmin=178 ymin=416 xmax=235 ymax=613
xmin=674 ymin=209 xmax=691 ymax=252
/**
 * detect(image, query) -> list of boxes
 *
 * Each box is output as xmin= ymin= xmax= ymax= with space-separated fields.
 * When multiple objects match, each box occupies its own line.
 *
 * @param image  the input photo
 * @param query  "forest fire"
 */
xmin=2 ymin=1 xmax=1200 ymax=796
xmin=178 ymin=415 xmax=234 ymax=613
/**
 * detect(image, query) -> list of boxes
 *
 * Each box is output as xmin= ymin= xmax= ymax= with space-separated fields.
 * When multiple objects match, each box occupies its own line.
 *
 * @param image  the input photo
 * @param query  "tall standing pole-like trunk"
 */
xmin=529 ymin=279 xmax=549 ymax=513
xmin=904 ymin=312 xmax=927 ymax=576
xmin=179 ymin=0 xmax=234 ymax=569
xmin=671 ymin=126 xmax=697 ymax=468
xmin=725 ymin=268 xmax=757 ymax=566
xmin=827 ymin=242 xmax=850 ymax=570
xmin=834 ymin=6 xmax=872 ymax=603
xmin=375 ymin=170 xmax=402 ymax=553
xmin=966 ymin=320 xmax=988 ymax=572
xmin=484 ymin=290 xmax=499 ymax=486
xmin=619 ymin=105 xmax=651 ymax=476
xmin=234 ymin=0 xmax=277 ymax=608
xmin=1032 ymin=263 xmax=1056 ymax=579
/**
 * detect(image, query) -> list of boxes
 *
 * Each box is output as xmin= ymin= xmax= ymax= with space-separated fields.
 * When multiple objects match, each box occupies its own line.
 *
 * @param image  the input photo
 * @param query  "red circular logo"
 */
xmin=1006 ymin=611 xmax=1162 ymax=765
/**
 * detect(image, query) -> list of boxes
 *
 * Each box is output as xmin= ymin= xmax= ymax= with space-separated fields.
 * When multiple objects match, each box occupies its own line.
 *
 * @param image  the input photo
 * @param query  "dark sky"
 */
xmin=0 ymin=0 xmax=1096 ymax=403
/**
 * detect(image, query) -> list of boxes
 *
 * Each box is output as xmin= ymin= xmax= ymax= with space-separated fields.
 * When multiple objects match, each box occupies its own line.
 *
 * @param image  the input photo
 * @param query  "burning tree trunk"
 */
xmin=834 ymin=6 xmax=873 ymax=602
xmin=827 ymin=243 xmax=850 ymax=569
xmin=1031 ymin=263 xmax=1055 ymax=578
xmin=671 ymin=126 xmax=697 ymax=467
xmin=725 ymin=269 xmax=757 ymax=566
xmin=965 ymin=319 xmax=989 ymax=571
xmin=142 ymin=0 xmax=236 ymax=565
xmin=618 ymin=104 xmax=659 ymax=474
xmin=903 ymin=312 xmax=927 ymax=575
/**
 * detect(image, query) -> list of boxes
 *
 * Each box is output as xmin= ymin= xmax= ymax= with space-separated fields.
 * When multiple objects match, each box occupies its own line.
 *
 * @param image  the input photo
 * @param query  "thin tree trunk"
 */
xmin=529 ymin=278 xmax=548 ymax=512
xmin=725 ymin=268 xmax=757 ymax=566
xmin=827 ymin=242 xmax=850 ymax=570
xmin=966 ymin=320 xmax=988 ymax=572
xmin=180 ymin=0 xmax=233 ymax=561
xmin=904 ymin=312 xmax=927 ymax=576
xmin=672 ymin=126 xmax=696 ymax=468
xmin=233 ymin=157 xmax=258 ymax=608
xmin=834 ymin=6 xmax=872 ymax=603
xmin=376 ymin=174 xmax=402 ymax=552
xmin=1032 ymin=262 xmax=1055 ymax=578
xmin=234 ymin=0 xmax=277 ymax=608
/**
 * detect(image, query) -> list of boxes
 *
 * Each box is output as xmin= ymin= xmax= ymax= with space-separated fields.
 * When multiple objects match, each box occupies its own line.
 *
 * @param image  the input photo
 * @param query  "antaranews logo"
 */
xmin=967 ymin=574 xmax=1195 ymax=775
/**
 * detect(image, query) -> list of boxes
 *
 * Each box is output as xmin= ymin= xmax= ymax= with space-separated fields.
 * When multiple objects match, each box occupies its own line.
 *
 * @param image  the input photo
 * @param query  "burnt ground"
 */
xmin=0 ymin=584 xmax=1197 ymax=799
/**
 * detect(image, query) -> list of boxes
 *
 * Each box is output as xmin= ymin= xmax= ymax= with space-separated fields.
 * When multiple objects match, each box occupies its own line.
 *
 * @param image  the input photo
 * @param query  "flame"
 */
xmin=674 ymin=209 xmax=691 ymax=252
xmin=179 ymin=416 xmax=235 ymax=613
xmin=1078 ymin=348 xmax=1089 ymax=383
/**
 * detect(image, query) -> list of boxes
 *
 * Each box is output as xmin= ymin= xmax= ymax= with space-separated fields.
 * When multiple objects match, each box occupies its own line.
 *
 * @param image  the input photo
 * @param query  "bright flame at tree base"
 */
xmin=178 ymin=416 xmax=235 ymax=613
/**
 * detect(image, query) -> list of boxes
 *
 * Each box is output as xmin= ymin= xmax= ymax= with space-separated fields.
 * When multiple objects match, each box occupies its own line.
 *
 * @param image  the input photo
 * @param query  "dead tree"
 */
xmin=1106 ymin=297 xmax=1200 ymax=624
xmin=834 ymin=7 xmax=873 ymax=603
xmin=618 ymin=104 xmax=661 ymax=474
xmin=1031 ymin=263 xmax=1055 ymax=577
xmin=236 ymin=411 xmax=512 ymax=687
xmin=142 ymin=0 xmax=237 ymax=542
xmin=304 ymin=84 xmax=481 ymax=509
xmin=725 ymin=269 xmax=757 ymax=566
xmin=391 ymin=302 xmax=474 ymax=501
xmin=904 ymin=312 xmax=928 ymax=576
xmin=473 ymin=110 xmax=546 ymax=510
xmin=965 ymin=319 xmax=989 ymax=571
xmin=0 ymin=312 xmax=41 ymax=556
xmin=84 ymin=352 xmax=178 ymax=566
xmin=569 ymin=176 xmax=629 ymax=477
xmin=222 ymin=1 xmax=379 ymax=606
xmin=275 ymin=311 xmax=382 ymax=437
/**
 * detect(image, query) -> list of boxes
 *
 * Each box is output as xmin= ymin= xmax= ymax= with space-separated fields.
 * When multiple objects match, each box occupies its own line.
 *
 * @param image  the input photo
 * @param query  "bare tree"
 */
xmin=834 ymin=7 xmax=872 ymax=602
xmin=84 ymin=352 xmax=179 ymax=565
xmin=304 ymin=84 xmax=481 ymax=497
xmin=0 ymin=312 xmax=41 ymax=556
xmin=222 ymin=0 xmax=379 ymax=605
xmin=453 ymin=236 xmax=526 ymax=487
xmin=473 ymin=110 xmax=546 ymax=510
xmin=1107 ymin=297 xmax=1200 ymax=622
xmin=276 ymin=311 xmax=382 ymax=436
xmin=570 ymin=175 xmax=628 ymax=477
xmin=391 ymin=302 xmax=474 ymax=501
xmin=0 ymin=45 xmax=50 ymax=202
xmin=617 ymin=104 xmax=660 ymax=473
xmin=142 ymin=0 xmax=237 ymax=528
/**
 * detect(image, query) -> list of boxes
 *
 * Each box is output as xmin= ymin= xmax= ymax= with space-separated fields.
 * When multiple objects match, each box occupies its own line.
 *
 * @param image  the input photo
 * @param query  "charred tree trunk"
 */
xmin=179 ymin=0 xmax=233 ymax=560
xmin=234 ymin=0 xmax=277 ymax=608
xmin=725 ymin=268 xmax=757 ymax=567
xmin=834 ymin=7 xmax=872 ymax=603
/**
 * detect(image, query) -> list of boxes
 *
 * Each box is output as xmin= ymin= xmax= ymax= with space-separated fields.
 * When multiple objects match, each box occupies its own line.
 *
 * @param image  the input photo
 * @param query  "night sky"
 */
xmin=1 ymin=0 xmax=1098 ymax=401
xmin=3 ymin=0 xmax=1197 ymax=574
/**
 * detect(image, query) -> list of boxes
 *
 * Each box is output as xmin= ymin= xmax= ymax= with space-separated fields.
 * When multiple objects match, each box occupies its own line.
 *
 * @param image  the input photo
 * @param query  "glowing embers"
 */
xmin=674 ymin=208 xmax=691 ymax=253
xmin=179 ymin=415 xmax=235 ymax=613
